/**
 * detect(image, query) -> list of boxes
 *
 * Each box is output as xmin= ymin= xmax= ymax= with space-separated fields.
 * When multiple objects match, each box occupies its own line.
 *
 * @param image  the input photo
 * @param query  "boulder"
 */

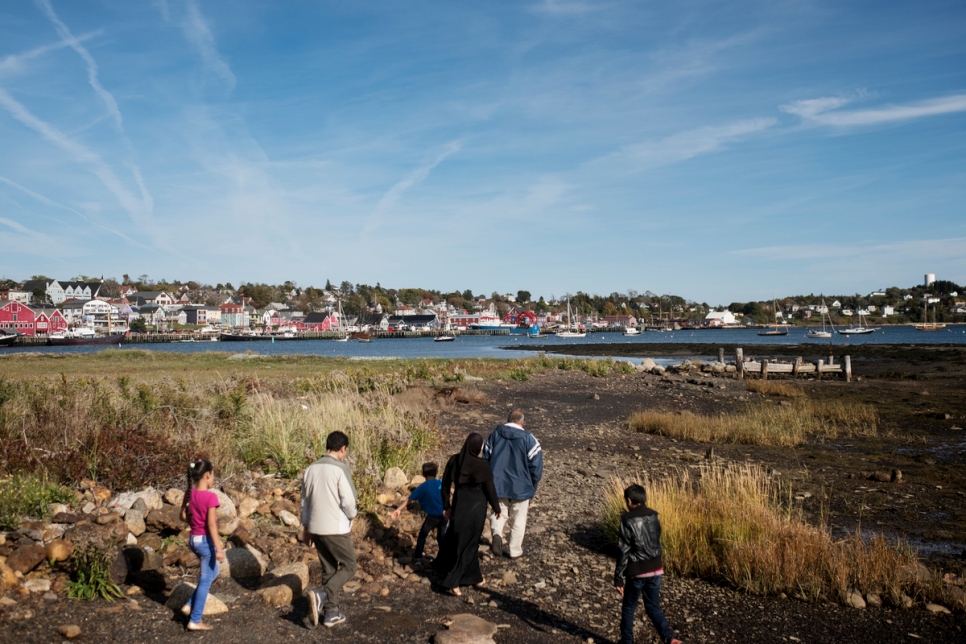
xmin=237 ymin=497 xmax=260 ymax=519
xmin=165 ymin=582 xmax=228 ymax=615
xmin=108 ymin=546 xmax=129 ymax=585
xmin=6 ymin=545 xmax=47 ymax=574
xmin=213 ymin=490 xmax=237 ymax=522
xmin=277 ymin=510 xmax=300 ymax=528
xmin=409 ymin=475 xmax=427 ymax=489
xmin=0 ymin=562 xmax=17 ymax=590
xmin=639 ymin=358 xmax=657 ymax=372
xmin=217 ymin=516 xmax=240 ymax=536
xmin=68 ymin=521 xmax=127 ymax=551
xmin=124 ymin=509 xmax=146 ymax=537
xmin=651 ymin=365 xmax=666 ymax=375
xmin=383 ymin=467 xmax=409 ymax=489
xmin=256 ymin=584 xmax=292 ymax=606
xmin=45 ymin=539 xmax=74 ymax=563
xmin=846 ymin=589 xmax=866 ymax=609
xmin=261 ymin=562 xmax=309 ymax=596
xmin=163 ymin=488 xmax=184 ymax=506
xmin=220 ymin=546 xmax=268 ymax=580
xmin=434 ymin=614 xmax=499 ymax=644
xmin=111 ymin=487 xmax=163 ymax=513
xmin=145 ymin=506 xmax=183 ymax=533
xmin=47 ymin=503 xmax=69 ymax=517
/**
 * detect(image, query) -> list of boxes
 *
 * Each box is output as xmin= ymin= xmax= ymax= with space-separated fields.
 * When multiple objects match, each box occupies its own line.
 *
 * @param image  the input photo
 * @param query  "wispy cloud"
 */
xmin=0 ymin=30 xmax=100 ymax=77
xmin=182 ymin=0 xmax=236 ymax=91
xmin=0 ymin=174 xmax=144 ymax=246
xmin=35 ymin=0 xmax=123 ymax=130
xmin=0 ymin=88 xmax=150 ymax=226
xmin=781 ymin=93 xmax=966 ymax=127
xmin=592 ymin=118 xmax=777 ymax=173
xmin=363 ymin=140 xmax=463 ymax=237
xmin=731 ymin=236 xmax=966 ymax=262
xmin=34 ymin=0 xmax=154 ymax=213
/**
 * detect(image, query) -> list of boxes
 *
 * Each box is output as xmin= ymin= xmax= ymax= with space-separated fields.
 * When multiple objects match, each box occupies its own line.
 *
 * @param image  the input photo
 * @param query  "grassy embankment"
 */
xmin=0 ymin=350 xmax=632 ymax=517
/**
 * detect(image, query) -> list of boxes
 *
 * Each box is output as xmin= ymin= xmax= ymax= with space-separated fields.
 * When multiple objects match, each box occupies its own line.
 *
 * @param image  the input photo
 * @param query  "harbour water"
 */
xmin=2 ymin=325 xmax=964 ymax=359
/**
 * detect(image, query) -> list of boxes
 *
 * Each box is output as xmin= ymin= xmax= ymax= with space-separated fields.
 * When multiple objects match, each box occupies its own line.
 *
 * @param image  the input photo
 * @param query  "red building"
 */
xmin=0 ymin=301 xmax=37 ymax=335
xmin=34 ymin=308 xmax=68 ymax=335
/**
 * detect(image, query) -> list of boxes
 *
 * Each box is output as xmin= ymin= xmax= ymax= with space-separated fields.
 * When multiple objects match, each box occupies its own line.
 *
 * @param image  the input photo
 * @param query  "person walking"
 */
xmin=390 ymin=462 xmax=447 ymax=563
xmin=484 ymin=409 xmax=543 ymax=559
xmin=433 ymin=433 xmax=501 ymax=595
xmin=300 ymin=431 xmax=358 ymax=629
xmin=179 ymin=459 xmax=226 ymax=632
xmin=614 ymin=483 xmax=682 ymax=644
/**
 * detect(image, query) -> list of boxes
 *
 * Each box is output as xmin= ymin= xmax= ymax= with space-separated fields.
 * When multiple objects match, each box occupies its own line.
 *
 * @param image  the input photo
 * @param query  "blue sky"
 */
xmin=0 ymin=1 xmax=964 ymax=304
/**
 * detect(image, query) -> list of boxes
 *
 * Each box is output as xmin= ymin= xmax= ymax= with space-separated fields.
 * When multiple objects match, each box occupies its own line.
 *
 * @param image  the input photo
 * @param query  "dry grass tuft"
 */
xmin=628 ymin=399 xmax=877 ymax=446
xmin=747 ymin=380 xmax=804 ymax=397
xmin=602 ymin=466 xmax=938 ymax=606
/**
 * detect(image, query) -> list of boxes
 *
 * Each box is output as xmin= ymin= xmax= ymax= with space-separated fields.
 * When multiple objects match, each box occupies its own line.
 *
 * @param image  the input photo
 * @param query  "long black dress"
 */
xmin=433 ymin=451 xmax=501 ymax=589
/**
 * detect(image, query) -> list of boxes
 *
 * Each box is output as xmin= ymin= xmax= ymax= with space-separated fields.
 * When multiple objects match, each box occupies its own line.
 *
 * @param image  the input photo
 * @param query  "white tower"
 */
xmin=925 ymin=273 xmax=936 ymax=287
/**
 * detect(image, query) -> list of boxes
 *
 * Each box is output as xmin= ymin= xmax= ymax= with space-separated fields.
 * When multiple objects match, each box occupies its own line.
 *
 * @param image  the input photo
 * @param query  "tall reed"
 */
xmin=602 ymin=465 xmax=936 ymax=606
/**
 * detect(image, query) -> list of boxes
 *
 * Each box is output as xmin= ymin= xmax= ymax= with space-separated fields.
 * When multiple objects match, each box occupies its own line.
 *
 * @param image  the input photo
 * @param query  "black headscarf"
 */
xmin=455 ymin=432 xmax=485 ymax=485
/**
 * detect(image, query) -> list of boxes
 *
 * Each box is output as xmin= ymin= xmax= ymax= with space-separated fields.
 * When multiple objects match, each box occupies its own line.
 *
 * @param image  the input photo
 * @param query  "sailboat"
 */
xmin=758 ymin=297 xmax=789 ymax=336
xmin=556 ymin=299 xmax=586 ymax=338
xmin=837 ymin=311 xmax=876 ymax=335
xmin=806 ymin=298 xmax=834 ymax=339
xmin=914 ymin=304 xmax=945 ymax=331
xmin=333 ymin=299 xmax=349 ymax=341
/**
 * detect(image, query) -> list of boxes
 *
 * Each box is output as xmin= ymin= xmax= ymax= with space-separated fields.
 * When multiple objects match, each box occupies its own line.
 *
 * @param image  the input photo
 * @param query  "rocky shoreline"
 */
xmin=2 ymin=360 xmax=964 ymax=642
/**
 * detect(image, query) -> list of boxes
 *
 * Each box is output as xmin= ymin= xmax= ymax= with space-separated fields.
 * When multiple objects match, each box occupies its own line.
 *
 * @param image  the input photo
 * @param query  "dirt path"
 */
xmin=4 ymin=367 xmax=965 ymax=643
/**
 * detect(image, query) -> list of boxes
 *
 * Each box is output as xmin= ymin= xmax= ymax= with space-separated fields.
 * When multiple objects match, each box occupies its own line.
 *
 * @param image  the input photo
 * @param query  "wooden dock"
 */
xmin=732 ymin=347 xmax=852 ymax=382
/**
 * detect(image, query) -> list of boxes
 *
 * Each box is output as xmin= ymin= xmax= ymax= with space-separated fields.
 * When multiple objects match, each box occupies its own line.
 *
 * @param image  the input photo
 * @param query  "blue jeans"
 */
xmin=187 ymin=535 xmax=219 ymax=624
xmin=619 ymin=575 xmax=676 ymax=644
xmin=414 ymin=515 xmax=447 ymax=560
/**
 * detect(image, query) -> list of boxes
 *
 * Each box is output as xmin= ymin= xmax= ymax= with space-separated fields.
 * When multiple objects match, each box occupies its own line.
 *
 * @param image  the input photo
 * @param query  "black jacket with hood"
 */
xmin=613 ymin=504 xmax=664 ymax=587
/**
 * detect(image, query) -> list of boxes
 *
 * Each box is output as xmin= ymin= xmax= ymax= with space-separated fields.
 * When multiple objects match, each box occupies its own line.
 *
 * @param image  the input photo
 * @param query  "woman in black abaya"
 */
xmin=433 ymin=432 xmax=502 ymax=596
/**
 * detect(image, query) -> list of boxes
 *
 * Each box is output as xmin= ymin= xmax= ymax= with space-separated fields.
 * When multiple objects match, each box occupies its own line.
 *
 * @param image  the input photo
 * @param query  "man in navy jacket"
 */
xmin=483 ymin=409 xmax=543 ymax=559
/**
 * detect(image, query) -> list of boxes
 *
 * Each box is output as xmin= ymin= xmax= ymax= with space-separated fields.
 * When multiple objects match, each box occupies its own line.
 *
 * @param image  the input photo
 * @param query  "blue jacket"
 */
xmin=483 ymin=423 xmax=543 ymax=501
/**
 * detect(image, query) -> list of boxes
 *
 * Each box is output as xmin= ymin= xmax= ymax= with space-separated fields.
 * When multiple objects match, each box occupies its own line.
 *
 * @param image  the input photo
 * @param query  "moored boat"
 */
xmin=220 ymin=331 xmax=271 ymax=341
xmin=47 ymin=329 xmax=126 ymax=346
xmin=758 ymin=296 xmax=789 ymax=336
xmin=0 ymin=332 xmax=18 ymax=347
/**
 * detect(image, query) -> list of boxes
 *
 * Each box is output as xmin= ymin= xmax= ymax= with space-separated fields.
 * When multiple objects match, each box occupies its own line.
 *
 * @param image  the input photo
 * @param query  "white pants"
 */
xmin=489 ymin=498 xmax=530 ymax=558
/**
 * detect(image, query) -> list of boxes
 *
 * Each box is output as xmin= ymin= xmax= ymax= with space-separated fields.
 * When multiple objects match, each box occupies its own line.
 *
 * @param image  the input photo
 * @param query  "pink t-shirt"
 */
xmin=187 ymin=489 xmax=220 ymax=536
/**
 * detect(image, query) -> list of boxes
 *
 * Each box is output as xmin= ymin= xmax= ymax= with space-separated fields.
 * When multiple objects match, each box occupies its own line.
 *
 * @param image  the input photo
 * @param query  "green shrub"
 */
xmin=0 ymin=475 xmax=74 ymax=530
xmin=66 ymin=546 xmax=124 ymax=601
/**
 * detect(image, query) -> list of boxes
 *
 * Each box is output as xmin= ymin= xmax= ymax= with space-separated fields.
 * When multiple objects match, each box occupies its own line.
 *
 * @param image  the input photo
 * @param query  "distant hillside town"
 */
xmin=0 ymin=273 xmax=963 ymax=337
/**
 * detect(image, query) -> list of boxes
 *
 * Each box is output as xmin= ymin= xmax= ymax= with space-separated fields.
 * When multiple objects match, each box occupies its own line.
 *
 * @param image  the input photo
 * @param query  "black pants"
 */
xmin=414 ymin=514 xmax=448 ymax=560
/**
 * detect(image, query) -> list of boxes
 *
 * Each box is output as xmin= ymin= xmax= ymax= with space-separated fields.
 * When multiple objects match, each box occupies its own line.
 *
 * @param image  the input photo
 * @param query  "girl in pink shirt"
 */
xmin=179 ymin=459 xmax=226 ymax=631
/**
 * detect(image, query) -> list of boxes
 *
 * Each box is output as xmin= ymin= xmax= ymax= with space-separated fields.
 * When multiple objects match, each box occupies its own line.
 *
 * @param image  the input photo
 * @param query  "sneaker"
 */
xmin=323 ymin=609 xmax=346 ymax=628
xmin=490 ymin=534 xmax=503 ymax=557
xmin=307 ymin=589 xmax=326 ymax=627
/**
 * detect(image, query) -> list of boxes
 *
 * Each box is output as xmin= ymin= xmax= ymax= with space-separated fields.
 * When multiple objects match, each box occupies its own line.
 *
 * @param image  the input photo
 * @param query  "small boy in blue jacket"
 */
xmin=391 ymin=463 xmax=447 ymax=562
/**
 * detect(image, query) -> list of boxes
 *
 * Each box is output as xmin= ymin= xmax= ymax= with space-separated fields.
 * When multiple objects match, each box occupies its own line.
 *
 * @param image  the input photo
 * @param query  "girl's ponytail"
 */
xmin=185 ymin=458 xmax=213 ymax=507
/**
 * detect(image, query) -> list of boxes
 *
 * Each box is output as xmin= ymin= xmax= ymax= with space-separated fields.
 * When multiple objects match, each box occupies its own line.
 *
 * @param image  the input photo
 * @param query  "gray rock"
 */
xmin=165 ymin=582 xmax=228 ymax=615
xmin=260 ymin=562 xmax=310 ymax=598
xmin=6 ymin=544 xmax=47 ymax=574
xmin=383 ymin=467 xmax=409 ymax=489
xmin=846 ymin=589 xmax=866 ymax=609
xmin=220 ymin=545 xmax=268 ymax=579
xmin=925 ymin=603 xmax=951 ymax=615
xmin=434 ymin=613 xmax=499 ymax=644
xmin=163 ymin=488 xmax=184 ymax=506
xmin=124 ymin=509 xmax=146 ymax=537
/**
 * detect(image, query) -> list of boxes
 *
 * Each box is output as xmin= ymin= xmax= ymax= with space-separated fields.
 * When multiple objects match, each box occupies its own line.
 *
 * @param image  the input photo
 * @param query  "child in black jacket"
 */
xmin=614 ymin=484 xmax=681 ymax=644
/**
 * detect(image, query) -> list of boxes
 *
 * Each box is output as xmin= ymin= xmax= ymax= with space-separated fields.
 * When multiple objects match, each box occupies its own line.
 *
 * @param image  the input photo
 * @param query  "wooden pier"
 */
xmin=733 ymin=347 xmax=852 ymax=382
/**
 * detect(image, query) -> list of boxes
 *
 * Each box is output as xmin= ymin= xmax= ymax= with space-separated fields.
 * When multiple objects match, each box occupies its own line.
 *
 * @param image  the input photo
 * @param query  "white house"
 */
xmin=882 ymin=306 xmax=895 ymax=316
xmin=81 ymin=300 xmax=119 ymax=318
xmin=704 ymin=310 xmax=737 ymax=326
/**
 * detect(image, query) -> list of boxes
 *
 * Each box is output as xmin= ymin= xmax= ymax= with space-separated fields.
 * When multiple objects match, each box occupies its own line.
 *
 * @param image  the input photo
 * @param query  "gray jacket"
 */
xmin=300 ymin=455 xmax=358 ymax=536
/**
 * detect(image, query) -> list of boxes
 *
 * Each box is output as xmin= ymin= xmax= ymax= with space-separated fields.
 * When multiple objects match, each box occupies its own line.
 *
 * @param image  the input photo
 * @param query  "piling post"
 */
xmin=845 ymin=355 xmax=852 ymax=383
xmin=761 ymin=359 xmax=769 ymax=380
xmin=736 ymin=348 xmax=744 ymax=380
xmin=718 ymin=348 xmax=725 ymax=364
xmin=817 ymin=359 xmax=824 ymax=380
xmin=792 ymin=358 xmax=800 ymax=376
